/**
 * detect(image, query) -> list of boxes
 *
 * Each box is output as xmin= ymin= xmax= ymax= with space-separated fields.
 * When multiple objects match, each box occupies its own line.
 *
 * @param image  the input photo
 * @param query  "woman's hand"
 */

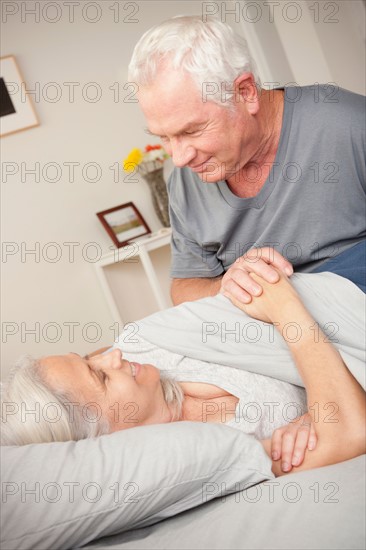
xmin=271 ymin=413 xmax=318 ymax=472
xmin=222 ymin=270 xmax=304 ymax=324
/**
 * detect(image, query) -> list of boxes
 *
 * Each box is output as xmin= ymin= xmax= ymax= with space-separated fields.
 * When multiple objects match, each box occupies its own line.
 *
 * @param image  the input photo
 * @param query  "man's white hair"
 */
xmin=128 ymin=15 xmax=261 ymax=108
xmin=0 ymin=355 xmax=184 ymax=446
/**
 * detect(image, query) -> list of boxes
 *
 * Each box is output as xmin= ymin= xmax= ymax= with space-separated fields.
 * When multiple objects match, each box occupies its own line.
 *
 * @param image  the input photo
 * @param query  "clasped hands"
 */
xmin=220 ymin=246 xmax=293 ymax=306
xmin=220 ymin=247 xmax=317 ymax=471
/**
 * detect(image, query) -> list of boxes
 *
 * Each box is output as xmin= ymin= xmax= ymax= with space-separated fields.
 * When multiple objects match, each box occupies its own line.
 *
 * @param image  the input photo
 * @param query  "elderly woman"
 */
xmin=1 ymin=271 xmax=365 ymax=478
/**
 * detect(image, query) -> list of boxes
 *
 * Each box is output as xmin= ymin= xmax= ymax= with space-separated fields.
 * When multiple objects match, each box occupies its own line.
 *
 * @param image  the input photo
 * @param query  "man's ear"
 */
xmin=233 ymin=72 xmax=260 ymax=114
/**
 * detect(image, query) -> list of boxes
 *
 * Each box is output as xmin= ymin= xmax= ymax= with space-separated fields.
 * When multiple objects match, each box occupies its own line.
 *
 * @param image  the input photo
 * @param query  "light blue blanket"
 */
xmin=134 ymin=273 xmax=365 ymax=390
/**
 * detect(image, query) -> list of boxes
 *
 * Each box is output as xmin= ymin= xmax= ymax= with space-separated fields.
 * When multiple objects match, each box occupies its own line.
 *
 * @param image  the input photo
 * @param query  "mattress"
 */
xmin=79 ymin=455 xmax=365 ymax=550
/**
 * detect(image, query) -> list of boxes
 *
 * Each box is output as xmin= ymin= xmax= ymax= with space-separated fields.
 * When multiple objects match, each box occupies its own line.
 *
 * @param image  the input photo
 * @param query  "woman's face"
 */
xmin=40 ymin=349 xmax=173 ymax=432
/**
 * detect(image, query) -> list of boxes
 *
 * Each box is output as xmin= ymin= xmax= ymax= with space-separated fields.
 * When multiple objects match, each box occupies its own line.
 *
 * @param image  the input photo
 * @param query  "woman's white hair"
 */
xmin=128 ymin=15 xmax=261 ymax=108
xmin=0 ymin=355 xmax=184 ymax=446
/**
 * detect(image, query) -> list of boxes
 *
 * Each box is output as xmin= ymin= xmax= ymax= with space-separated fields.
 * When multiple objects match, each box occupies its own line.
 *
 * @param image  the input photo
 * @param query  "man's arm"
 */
xmin=171 ymin=276 xmax=223 ymax=305
xmin=170 ymin=247 xmax=293 ymax=305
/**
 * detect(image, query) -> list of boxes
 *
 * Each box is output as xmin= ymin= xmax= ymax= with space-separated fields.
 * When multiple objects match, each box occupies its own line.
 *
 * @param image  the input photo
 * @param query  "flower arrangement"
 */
xmin=122 ymin=144 xmax=171 ymax=227
xmin=123 ymin=144 xmax=169 ymax=176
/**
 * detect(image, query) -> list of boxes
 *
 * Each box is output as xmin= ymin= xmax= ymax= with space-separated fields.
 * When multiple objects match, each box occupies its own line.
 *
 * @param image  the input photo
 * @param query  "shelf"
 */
xmin=93 ymin=229 xmax=172 ymax=326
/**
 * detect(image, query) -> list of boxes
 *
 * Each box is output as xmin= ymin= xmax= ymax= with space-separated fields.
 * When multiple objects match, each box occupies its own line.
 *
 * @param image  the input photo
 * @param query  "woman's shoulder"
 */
xmin=179 ymin=380 xmax=234 ymax=399
xmin=180 ymin=386 xmax=239 ymax=424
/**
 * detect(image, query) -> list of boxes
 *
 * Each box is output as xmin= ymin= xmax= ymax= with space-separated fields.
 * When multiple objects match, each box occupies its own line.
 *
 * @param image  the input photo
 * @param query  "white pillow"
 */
xmin=1 ymin=421 xmax=273 ymax=550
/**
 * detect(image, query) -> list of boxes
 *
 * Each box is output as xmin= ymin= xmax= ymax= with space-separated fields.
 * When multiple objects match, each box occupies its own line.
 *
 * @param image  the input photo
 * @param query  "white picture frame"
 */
xmin=0 ymin=55 xmax=39 ymax=138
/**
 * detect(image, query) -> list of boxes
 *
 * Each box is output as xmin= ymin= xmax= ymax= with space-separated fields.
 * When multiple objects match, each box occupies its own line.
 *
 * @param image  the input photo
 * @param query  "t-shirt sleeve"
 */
xmin=168 ymin=169 xmax=224 ymax=279
xmin=169 ymin=202 xmax=224 ymax=278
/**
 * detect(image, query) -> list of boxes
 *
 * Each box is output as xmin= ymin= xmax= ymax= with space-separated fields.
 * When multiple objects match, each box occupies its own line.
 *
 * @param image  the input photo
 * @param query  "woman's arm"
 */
xmin=224 ymin=271 xmax=366 ymax=476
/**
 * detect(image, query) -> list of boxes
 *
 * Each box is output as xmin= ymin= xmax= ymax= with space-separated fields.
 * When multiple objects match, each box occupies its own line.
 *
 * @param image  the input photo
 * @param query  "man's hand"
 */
xmin=271 ymin=413 xmax=318 ymax=472
xmin=220 ymin=247 xmax=293 ymax=305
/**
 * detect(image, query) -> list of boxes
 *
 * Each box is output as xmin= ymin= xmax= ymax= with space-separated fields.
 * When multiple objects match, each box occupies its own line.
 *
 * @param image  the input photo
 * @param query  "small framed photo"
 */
xmin=96 ymin=202 xmax=151 ymax=248
xmin=0 ymin=55 xmax=39 ymax=138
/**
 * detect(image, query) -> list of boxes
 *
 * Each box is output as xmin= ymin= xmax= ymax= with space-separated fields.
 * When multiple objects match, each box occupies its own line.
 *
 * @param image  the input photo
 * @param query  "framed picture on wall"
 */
xmin=0 ymin=55 xmax=39 ymax=138
xmin=96 ymin=202 xmax=151 ymax=248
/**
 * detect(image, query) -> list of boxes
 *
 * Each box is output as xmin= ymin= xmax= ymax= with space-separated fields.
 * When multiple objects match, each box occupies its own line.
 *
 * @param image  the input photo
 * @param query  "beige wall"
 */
xmin=1 ymin=0 xmax=365 ymax=380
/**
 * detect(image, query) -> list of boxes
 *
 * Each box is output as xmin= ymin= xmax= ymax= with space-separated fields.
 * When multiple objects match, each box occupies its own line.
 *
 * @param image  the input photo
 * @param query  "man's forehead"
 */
xmin=146 ymin=118 xmax=207 ymax=137
xmin=137 ymin=65 xmax=202 ymax=107
xmin=137 ymin=68 xmax=219 ymax=135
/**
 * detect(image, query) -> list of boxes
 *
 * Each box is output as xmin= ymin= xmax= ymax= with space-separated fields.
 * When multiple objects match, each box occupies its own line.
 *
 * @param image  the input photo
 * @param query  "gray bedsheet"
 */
xmin=135 ymin=272 xmax=366 ymax=390
xmin=79 ymin=455 xmax=365 ymax=550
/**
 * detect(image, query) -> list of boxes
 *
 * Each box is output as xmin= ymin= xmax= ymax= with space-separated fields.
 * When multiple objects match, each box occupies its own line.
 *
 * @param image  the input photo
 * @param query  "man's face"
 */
xmin=137 ymin=67 xmax=260 ymax=183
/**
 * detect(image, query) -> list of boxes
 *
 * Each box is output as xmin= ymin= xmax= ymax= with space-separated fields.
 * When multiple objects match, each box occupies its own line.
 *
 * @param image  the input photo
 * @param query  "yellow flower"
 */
xmin=123 ymin=148 xmax=143 ymax=172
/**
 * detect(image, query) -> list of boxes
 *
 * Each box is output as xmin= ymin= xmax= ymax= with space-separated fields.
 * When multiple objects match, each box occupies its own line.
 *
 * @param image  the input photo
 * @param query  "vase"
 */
xmin=142 ymin=168 xmax=170 ymax=228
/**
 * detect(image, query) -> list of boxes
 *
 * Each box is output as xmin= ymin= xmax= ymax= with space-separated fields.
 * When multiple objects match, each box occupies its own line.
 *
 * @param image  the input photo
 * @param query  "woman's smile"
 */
xmin=130 ymin=362 xmax=142 ymax=378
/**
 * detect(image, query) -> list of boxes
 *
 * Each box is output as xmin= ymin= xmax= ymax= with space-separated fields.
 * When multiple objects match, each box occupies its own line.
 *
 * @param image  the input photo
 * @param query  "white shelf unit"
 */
xmin=93 ymin=229 xmax=172 ymax=327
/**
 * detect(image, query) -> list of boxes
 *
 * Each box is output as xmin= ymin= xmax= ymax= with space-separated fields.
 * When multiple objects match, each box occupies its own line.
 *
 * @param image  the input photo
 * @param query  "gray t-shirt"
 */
xmin=168 ymin=85 xmax=366 ymax=278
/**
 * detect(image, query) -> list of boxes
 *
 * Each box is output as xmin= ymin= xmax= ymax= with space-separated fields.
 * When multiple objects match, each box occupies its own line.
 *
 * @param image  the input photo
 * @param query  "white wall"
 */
xmin=1 ymin=0 xmax=365 ymax=380
xmin=1 ymin=1 xmax=202 ymax=379
xmin=267 ymin=0 xmax=366 ymax=93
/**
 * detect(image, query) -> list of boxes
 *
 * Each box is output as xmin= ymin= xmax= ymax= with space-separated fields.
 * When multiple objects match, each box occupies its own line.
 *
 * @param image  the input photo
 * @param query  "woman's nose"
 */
xmin=90 ymin=348 xmax=123 ymax=370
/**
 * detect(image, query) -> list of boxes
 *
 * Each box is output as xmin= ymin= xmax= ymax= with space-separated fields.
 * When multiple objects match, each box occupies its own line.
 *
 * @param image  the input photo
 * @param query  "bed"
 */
xmin=1 ymin=272 xmax=365 ymax=550
xmin=79 ymin=455 xmax=366 ymax=550
xmin=80 ymin=271 xmax=366 ymax=550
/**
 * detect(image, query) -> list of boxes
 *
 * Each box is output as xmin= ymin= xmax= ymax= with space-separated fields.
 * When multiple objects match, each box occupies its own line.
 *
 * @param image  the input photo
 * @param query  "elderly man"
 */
xmin=129 ymin=16 xmax=365 ymax=306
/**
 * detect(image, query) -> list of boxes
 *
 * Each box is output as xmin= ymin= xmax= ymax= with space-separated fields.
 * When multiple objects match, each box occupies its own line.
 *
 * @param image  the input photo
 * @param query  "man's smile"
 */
xmin=189 ymin=157 xmax=213 ymax=172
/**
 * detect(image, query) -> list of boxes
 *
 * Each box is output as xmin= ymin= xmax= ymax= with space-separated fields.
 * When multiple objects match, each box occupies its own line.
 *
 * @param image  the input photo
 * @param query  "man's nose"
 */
xmin=170 ymin=139 xmax=196 ymax=168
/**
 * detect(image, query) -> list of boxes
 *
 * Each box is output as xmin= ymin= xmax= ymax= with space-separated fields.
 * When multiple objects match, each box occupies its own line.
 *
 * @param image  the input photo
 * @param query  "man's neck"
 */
xmin=227 ymin=89 xmax=285 ymax=198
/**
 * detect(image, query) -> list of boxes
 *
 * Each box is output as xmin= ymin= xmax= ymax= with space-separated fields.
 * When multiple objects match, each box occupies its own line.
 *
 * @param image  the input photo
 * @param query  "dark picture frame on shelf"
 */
xmin=96 ymin=202 xmax=151 ymax=248
xmin=0 ymin=55 xmax=39 ymax=138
